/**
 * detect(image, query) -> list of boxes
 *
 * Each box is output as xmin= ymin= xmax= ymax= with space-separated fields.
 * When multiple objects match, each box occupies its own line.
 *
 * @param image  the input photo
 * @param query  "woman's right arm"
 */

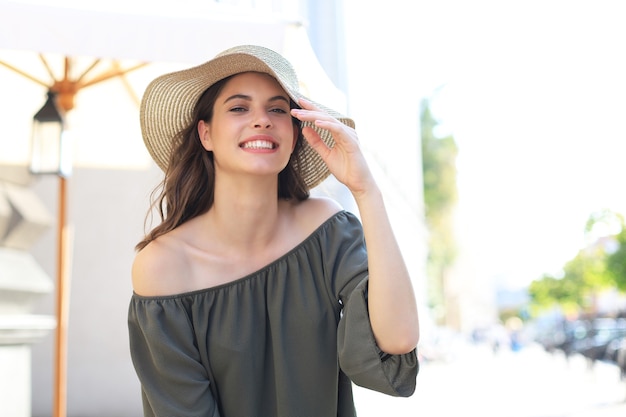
xmin=128 ymin=295 xmax=220 ymax=416
xmin=129 ymin=245 xmax=220 ymax=416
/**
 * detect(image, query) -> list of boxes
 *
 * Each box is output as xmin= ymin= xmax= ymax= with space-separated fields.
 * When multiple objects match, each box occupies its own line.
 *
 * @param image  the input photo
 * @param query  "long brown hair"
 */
xmin=136 ymin=74 xmax=310 ymax=251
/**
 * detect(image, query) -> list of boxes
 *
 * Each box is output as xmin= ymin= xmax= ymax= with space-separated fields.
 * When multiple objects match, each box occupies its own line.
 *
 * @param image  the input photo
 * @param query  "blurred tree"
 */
xmin=562 ymin=245 xmax=610 ymax=311
xmin=528 ymin=273 xmax=580 ymax=316
xmin=604 ymin=213 xmax=626 ymax=291
xmin=420 ymin=97 xmax=458 ymax=326
xmin=529 ymin=209 xmax=626 ymax=315
xmin=584 ymin=209 xmax=625 ymax=293
xmin=584 ymin=208 xmax=623 ymax=247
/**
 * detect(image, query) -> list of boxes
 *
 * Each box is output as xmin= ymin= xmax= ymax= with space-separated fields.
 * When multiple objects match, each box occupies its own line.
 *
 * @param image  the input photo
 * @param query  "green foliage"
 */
xmin=528 ymin=209 xmax=626 ymax=315
xmin=606 ymin=222 xmax=626 ymax=291
xmin=528 ymin=273 xmax=580 ymax=315
xmin=563 ymin=246 xmax=610 ymax=290
xmin=421 ymin=101 xmax=458 ymax=221
xmin=420 ymin=97 xmax=458 ymax=318
xmin=499 ymin=308 xmax=526 ymax=325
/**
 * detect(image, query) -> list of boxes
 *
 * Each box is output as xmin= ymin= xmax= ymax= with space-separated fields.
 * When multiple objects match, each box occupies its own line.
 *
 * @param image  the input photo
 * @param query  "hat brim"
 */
xmin=140 ymin=47 xmax=354 ymax=189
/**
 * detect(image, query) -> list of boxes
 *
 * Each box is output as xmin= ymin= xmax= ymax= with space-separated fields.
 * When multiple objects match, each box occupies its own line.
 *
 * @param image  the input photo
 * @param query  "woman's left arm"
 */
xmin=292 ymin=100 xmax=419 ymax=355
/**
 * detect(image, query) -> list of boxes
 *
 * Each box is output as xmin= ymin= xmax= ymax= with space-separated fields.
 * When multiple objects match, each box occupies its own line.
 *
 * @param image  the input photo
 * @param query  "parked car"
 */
xmin=605 ymin=335 xmax=626 ymax=379
xmin=574 ymin=318 xmax=626 ymax=364
xmin=618 ymin=340 xmax=626 ymax=379
xmin=555 ymin=319 xmax=592 ymax=358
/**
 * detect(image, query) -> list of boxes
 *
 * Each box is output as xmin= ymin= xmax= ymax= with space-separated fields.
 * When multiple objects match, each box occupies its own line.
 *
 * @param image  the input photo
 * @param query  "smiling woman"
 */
xmin=128 ymin=45 xmax=420 ymax=417
xmin=197 ymin=73 xmax=297 ymax=173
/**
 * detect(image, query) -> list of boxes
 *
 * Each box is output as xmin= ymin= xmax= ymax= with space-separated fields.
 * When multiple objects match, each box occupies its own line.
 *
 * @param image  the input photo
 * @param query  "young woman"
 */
xmin=128 ymin=45 xmax=419 ymax=417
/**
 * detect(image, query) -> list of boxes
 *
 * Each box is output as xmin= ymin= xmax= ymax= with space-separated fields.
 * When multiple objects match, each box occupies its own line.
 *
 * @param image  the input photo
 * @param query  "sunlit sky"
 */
xmin=409 ymin=1 xmax=626 ymax=288
xmin=344 ymin=0 xmax=626 ymax=290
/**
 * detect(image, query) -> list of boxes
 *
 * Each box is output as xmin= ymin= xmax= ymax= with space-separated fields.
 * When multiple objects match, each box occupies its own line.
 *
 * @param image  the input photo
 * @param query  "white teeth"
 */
xmin=241 ymin=140 xmax=275 ymax=149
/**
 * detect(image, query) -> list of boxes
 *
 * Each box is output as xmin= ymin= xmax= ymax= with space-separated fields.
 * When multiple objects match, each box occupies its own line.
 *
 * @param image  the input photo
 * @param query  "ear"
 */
xmin=198 ymin=120 xmax=213 ymax=151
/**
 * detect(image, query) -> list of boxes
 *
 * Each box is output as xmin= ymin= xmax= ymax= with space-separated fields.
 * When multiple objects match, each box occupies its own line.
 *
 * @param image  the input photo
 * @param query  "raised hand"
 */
xmin=291 ymin=98 xmax=374 ymax=197
xmin=292 ymin=99 xmax=419 ymax=354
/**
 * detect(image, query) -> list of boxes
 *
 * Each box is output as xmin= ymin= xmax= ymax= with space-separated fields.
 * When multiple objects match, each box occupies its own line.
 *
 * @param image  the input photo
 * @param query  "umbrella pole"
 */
xmin=54 ymin=175 xmax=70 ymax=417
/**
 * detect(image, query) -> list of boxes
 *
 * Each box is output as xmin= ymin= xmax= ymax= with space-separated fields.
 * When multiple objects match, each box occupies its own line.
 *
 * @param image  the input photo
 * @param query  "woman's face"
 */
xmin=198 ymin=72 xmax=298 ymax=181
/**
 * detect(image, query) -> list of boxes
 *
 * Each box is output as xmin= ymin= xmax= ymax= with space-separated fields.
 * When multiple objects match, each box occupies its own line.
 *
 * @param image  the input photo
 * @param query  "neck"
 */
xmin=206 ymin=175 xmax=283 ymax=250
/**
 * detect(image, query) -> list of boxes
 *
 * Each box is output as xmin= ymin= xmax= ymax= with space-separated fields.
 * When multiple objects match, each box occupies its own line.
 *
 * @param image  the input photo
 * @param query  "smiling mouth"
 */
xmin=240 ymin=140 xmax=277 ymax=150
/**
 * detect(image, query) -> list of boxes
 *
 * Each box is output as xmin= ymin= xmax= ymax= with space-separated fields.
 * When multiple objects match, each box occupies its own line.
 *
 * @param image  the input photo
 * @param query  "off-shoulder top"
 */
xmin=128 ymin=211 xmax=418 ymax=417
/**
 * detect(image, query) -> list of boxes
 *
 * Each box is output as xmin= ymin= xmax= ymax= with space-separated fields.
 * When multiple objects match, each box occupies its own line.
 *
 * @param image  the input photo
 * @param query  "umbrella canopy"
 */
xmin=0 ymin=0 xmax=294 ymax=63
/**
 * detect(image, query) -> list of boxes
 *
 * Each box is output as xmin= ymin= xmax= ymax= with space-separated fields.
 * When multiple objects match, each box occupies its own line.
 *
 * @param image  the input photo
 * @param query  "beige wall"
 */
xmin=29 ymin=166 xmax=162 ymax=416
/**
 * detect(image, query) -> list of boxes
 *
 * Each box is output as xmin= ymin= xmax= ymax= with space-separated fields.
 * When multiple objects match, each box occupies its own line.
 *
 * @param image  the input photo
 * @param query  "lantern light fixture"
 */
xmin=30 ymin=90 xmax=72 ymax=177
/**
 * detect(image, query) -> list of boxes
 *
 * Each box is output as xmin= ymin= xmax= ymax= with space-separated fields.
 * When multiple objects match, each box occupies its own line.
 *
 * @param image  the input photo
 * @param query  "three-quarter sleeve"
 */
xmin=127 ymin=211 xmax=417 ymax=417
xmin=324 ymin=212 xmax=419 ymax=397
xmin=128 ymin=296 xmax=221 ymax=417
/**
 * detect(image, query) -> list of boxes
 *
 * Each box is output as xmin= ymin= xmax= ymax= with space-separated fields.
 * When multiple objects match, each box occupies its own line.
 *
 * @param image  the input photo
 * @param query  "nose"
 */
xmin=252 ymin=110 xmax=272 ymax=129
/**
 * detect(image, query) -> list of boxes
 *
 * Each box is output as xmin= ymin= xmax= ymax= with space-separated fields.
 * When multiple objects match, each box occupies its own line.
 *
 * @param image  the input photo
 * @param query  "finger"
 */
xmin=292 ymin=98 xmax=339 ymax=122
xmin=291 ymin=108 xmax=336 ymax=125
xmin=297 ymin=97 xmax=318 ymax=110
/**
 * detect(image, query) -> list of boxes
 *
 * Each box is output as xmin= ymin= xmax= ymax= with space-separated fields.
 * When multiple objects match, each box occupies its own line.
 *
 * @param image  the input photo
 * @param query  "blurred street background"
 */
xmin=354 ymin=337 xmax=626 ymax=417
xmin=2 ymin=2 xmax=626 ymax=416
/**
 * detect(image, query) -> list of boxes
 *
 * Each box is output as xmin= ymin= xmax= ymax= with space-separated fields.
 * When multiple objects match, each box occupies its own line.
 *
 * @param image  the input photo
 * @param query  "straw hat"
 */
xmin=140 ymin=44 xmax=355 ymax=189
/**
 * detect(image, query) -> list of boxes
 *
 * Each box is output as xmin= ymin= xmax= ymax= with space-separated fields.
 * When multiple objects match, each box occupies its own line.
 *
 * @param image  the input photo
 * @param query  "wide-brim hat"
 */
xmin=140 ymin=44 xmax=355 ymax=189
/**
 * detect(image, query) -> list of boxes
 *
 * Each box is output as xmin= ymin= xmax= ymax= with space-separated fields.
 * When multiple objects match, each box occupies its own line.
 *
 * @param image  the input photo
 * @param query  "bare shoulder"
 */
xmin=131 ymin=235 xmax=189 ymax=297
xmin=303 ymin=195 xmax=343 ymax=212
xmin=292 ymin=196 xmax=343 ymax=231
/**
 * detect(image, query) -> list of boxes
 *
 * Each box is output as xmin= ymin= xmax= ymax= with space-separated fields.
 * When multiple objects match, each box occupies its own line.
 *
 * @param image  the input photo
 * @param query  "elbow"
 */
xmin=397 ymin=331 xmax=420 ymax=355
xmin=378 ymin=328 xmax=420 ymax=355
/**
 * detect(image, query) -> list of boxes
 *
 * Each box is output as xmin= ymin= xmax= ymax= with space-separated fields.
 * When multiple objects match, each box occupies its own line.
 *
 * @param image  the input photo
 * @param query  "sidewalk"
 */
xmin=353 ymin=343 xmax=626 ymax=417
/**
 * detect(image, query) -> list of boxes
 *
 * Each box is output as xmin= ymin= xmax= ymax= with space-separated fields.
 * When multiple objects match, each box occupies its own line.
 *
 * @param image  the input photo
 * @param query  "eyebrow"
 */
xmin=222 ymin=94 xmax=290 ymax=105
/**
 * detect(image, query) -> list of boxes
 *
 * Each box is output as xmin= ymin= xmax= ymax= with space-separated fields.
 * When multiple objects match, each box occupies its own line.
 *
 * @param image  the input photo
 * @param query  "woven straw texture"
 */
xmin=140 ymin=45 xmax=355 ymax=189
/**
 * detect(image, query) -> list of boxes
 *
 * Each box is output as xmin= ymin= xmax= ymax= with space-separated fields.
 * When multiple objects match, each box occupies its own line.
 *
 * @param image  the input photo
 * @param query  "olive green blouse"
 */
xmin=128 ymin=211 xmax=418 ymax=417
